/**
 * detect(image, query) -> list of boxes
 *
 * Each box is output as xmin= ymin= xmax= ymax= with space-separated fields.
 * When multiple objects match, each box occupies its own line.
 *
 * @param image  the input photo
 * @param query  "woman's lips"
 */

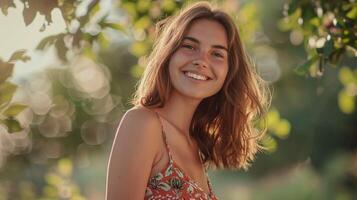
xmin=182 ymin=71 xmax=212 ymax=81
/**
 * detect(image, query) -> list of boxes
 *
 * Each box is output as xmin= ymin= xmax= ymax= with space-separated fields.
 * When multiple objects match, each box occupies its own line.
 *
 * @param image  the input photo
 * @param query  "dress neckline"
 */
xmin=150 ymin=109 xmax=214 ymax=197
xmin=172 ymin=158 xmax=214 ymax=196
xmin=148 ymin=151 xmax=214 ymax=197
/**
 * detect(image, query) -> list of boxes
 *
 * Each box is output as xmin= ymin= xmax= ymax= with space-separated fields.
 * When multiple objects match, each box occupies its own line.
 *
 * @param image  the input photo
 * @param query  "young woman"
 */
xmin=106 ymin=1 xmax=269 ymax=199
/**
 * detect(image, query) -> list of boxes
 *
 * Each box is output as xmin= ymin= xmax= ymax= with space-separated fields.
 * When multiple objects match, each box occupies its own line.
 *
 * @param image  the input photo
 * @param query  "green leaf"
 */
xmin=294 ymin=55 xmax=319 ymax=75
xmin=338 ymin=67 xmax=356 ymax=86
xmin=0 ymin=82 xmax=17 ymax=107
xmin=137 ymin=0 xmax=151 ymax=13
xmin=346 ymin=45 xmax=357 ymax=57
xmin=134 ymin=16 xmax=151 ymax=30
xmin=277 ymin=18 xmax=289 ymax=31
xmin=0 ymin=118 xmax=23 ymax=133
xmin=0 ymin=60 xmax=14 ymax=83
xmin=55 ymin=37 xmax=68 ymax=61
xmin=82 ymin=47 xmax=97 ymax=60
xmin=22 ymin=6 xmax=37 ymax=26
xmin=308 ymin=17 xmax=320 ymax=27
xmin=0 ymin=0 xmax=16 ymax=16
xmin=36 ymin=35 xmax=59 ymax=50
xmin=267 ymin=109 xmax=280 ymax=128
xmin=301 ymin=5 xmax=315 ymax=21
xmin=61 ymin=1 xmax=76 ymax=21
xmin=323 ymin=39 xmax=334 ymax=57
xmin=88 ymin=1 xmax=100 ymax=18
xmin=3 ymin=104 xmax=27 ymax=117
xmin=121 ymin=2 xmax=137 ymax=19
xmin=330 ymin=48 xmax=344 ymax=64
xmin=338 ymin=90 xmax=355 ymax=114
xmin=77 ymin=1 xmax=99 ymax=25
xmin=161 ymin=0 xmax=176 ymax=13
xmin=342 ymin=3 xmax=356 ymax=11
xmin=98 ymin=33 xmax=110 ymax=49
xmin=130 ymin=41 xmax=150 ymax=57
xmin=287 ymin=1 xmax=299 ymax=15
xmin=273 ymin=119 xmax=291 ymax=139
xmin=101 ymin=22 xmax=127 ymax=33
xmin=58 ymin=158 xmax=73 ymax=177
xmin=130 ymin=64 xmax=145 ymax=78
xmin=346 ymin=6 xmax=357 ymax=19
xmin=8 ymin=49 xmax=30 ymax=62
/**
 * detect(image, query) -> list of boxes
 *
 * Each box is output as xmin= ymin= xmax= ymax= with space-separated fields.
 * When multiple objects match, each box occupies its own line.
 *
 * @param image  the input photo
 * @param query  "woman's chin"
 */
xmin=175 ymin=89 xmax=213 ymax=100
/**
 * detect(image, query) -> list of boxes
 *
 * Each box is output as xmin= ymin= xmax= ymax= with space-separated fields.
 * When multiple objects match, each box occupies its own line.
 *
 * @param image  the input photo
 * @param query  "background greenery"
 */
xmin=0 ymin=0 xmax=356 ymax=199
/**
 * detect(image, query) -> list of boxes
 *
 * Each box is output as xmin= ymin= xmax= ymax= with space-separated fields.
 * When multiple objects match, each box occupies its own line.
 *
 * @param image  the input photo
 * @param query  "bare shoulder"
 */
xmin=125 ymin=106 xmax=159 ymax=123
xmin=114 ymin=106 xmax=162 ymax=150
xmin=122 ymin=106 xmax=161 ymax=133
xmin=106 ymin=106 xmax=162 ymax=199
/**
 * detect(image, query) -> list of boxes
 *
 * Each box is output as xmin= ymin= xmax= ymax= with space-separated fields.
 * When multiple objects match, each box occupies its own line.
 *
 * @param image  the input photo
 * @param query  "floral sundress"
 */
xmin=144 ymin=111 xmax=219 ymax=200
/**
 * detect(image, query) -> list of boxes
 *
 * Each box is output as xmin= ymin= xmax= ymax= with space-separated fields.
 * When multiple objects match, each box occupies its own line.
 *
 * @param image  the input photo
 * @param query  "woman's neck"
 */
xmin=155 ymin=90 xmax=202 ymax=142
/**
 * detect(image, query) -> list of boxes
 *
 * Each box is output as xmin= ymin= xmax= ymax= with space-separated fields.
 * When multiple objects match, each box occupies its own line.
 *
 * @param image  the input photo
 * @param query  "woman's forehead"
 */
xmin=183 ymin=19 xmax=228 ymax=47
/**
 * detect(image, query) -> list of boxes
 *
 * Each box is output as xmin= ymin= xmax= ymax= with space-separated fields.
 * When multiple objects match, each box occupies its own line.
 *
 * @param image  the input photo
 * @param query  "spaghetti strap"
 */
xmin=142 ymin=107 xmax=217 ymax=199
xmin=152 ymin=110 xmax=174 ymax=164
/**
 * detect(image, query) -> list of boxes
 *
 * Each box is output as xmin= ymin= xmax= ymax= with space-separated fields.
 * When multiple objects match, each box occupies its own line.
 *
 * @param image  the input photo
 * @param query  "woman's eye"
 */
xmin=182 ymin=44 xmax=195 ymax=50
xmin=213 ymin=52 xmax=223 ymax=58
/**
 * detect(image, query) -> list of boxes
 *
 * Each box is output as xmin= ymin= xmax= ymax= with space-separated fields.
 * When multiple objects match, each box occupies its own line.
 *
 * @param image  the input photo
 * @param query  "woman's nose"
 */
xmin=193 ymin=52 xmax=209 ymax=68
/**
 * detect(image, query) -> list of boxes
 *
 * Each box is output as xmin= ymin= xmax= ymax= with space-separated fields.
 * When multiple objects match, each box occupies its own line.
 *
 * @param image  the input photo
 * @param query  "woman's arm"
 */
xmin=106 ymin=108 xmax=161 ymax=200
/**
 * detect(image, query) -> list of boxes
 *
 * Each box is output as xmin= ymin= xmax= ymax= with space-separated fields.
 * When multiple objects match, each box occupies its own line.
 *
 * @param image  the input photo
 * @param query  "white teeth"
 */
xmin=184 ymin=71 xmax=208 ymax=81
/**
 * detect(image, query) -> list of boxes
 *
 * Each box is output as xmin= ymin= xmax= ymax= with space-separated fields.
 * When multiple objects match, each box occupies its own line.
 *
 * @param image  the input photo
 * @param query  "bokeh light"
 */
xmin=80 ymin=120 xmax=108 ymax=145
xmin=0 ymin=0 xmax=356 ymax=199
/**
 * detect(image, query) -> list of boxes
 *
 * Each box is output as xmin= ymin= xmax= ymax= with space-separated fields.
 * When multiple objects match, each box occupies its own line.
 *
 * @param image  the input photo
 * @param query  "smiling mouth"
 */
xmin=182 ymin=71 xmax=211 ymax=81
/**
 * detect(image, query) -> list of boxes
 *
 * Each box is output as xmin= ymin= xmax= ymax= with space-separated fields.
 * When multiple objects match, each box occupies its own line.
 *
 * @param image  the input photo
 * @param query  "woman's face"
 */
xmin=168 ymin=18 xmax=229 ymax=100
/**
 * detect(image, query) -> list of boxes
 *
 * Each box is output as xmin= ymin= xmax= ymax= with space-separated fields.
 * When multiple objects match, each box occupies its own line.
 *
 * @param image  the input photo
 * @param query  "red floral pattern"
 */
xmin=144 ymin=110 xmax=219 ymax=200
xmin=144 ymin=158 xmax=218 ymax=200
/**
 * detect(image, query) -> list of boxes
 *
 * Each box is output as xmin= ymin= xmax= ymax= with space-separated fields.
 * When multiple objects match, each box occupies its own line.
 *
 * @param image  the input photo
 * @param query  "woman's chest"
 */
xmin=150 ymin=135 xmax=209 ymax=193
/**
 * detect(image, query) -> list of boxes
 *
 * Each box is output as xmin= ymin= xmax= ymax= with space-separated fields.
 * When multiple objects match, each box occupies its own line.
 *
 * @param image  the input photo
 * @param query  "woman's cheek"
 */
xmin=216 ymin=64 xmax=229 ymax=82
xmin=169 ymin=53 xmax=183 ymax=67
xmin=173 ymin=52 xmax=194 ymax=67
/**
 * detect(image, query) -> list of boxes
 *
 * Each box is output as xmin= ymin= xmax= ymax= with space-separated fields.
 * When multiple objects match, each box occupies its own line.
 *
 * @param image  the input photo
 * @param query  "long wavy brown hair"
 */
xmin=131 ymin=1 xmax=270 ymax=170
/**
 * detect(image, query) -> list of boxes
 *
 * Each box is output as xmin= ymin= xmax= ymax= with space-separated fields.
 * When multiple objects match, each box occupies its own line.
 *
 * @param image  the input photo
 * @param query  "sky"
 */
xmin=0 ymin=0 xmax=66 ymax=82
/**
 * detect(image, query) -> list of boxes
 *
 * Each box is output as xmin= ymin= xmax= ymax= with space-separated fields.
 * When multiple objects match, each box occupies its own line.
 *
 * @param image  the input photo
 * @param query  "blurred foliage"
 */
xmin=259 ymin=108 xmax=291 ymax=153
xmin=0 ymin=0 xmax=127 ymax=199
xmin=0 ymin=0 xmax=356 ymax=199
xmin=1 ymin=0 xmax=127 ymax=62
xmin=119 ymin=0 xmax=184 ymax=78
xmin=39 ymin=158 xmax=86 ymax=200
xmin=338 ymin=66 xmax=357 ymax=114
xmin=0 ymin=50 xmax=29 ymax=133
xmin=251 ymin=153 xmax=357 ymax=200
xmin=280 ymin=0 xmax=356 ymax=76
xmin=0 ymin=158 xmax=86 ymax=199
xmin=280 ymin=0 xmax=357 ymax=114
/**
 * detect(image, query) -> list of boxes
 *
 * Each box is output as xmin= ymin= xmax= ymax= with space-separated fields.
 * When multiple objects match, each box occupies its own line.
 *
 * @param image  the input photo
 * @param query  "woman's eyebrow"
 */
xmin=183 ymin=36 xmax=228 ymax=52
